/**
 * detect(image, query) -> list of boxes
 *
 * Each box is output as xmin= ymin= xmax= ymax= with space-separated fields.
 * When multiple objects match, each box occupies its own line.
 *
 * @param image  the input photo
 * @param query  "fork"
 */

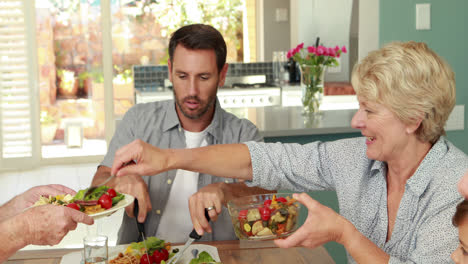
xmin=83 ymin=161 xmax=134 ymax=197
xmin=83 ymin=174 xmax=116 ymax=198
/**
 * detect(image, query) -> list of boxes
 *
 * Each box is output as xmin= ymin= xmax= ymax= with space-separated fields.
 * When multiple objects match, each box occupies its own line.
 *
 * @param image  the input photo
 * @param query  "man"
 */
xmin=91 ymin=24 xmax=270 ymax=244
xmin=0 ymin=184 xmax=94 ymax=262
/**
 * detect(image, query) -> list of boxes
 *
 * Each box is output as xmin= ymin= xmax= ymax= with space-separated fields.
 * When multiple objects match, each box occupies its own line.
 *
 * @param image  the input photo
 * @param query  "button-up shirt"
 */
xmin=245 ymin=137 xmax=468 ymax=263
xmin=101 ymin=99 xmax=262 ymax=244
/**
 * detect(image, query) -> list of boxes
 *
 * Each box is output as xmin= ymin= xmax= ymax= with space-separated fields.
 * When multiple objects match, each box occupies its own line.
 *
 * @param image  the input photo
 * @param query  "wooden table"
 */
xmin=7 ymin=240 xmax=335 ymax=264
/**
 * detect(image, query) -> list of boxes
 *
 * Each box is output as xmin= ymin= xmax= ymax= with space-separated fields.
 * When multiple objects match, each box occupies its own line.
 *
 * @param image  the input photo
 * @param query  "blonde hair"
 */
xmin=351 ymin=41 xmax=455 ymax=143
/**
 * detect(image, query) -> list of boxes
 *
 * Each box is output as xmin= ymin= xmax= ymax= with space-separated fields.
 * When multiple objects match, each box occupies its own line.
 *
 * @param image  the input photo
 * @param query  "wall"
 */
xmin=262 ymin=0 xmax=291 ymax=61
xmin=358 ymin=0 xmax=379 ymax=60
xmin=292 ymin=0 xmax=354 ymax=82
xmin=380 ymin=0 xmax=468 ymax=153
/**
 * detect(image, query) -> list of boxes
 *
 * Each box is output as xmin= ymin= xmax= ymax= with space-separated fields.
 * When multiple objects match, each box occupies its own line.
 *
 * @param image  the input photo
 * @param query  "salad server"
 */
xmin=168 ymin=209 xmax=210 ymax=264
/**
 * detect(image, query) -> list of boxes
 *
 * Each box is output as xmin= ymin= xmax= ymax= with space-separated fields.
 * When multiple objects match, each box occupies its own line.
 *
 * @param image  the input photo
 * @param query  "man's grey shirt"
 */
xmin=244 ymin=137 xmax=468 ymax=263
xmin=101 ymin=99 xmax=263 ymax=244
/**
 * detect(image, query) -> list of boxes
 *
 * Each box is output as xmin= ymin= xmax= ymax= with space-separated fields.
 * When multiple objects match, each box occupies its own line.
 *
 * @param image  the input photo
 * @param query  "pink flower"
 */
xmin=334 ymin=45 xmax=340 ymax=52
xmin=293 ymin=47 xmax=300 ymax=55
xmin=297 ymin=43 xmax=304 ymax=50
xmin=316 ymin=45 xmax=325 ymax=56
xmin=307 ymin=46 xmax=316 ymax=54
xmin=287 ymin=49 xmax=293 ymax=59
xmin=341 ymin=45 xmax=347 ymax=53
xmin=327 ymin=47 xmax=335 ymax=57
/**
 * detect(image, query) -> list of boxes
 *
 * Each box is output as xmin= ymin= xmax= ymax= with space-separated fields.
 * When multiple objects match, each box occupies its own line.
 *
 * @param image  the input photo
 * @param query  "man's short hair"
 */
xmin=168 ymin=24 xmax=227 ymax=73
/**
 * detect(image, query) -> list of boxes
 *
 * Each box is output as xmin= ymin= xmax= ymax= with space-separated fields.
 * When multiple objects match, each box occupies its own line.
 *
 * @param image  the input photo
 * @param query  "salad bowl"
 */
xmin=227 ymin=193 xmax=302 ymax=241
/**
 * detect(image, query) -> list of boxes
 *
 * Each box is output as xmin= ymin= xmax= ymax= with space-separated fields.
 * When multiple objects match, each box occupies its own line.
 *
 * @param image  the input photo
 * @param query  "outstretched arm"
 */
xmin=274 ymin=193 xmax=389 ymax=264
xmin=112 ymin=139 xmax=254 ymax=181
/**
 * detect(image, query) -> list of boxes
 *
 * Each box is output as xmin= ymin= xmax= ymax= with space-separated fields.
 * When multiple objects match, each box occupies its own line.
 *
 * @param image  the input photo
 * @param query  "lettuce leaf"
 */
xmin=86 ymin=186 xmax=109 ymax=201
xmin=112 ymin=192 xmax=125 ymax=206
xmin=130 ymin=236 xmax=166 ymax=254
xmin=189 ymin=251 xmax=215 ymax=264
xmin=73 ymin=186 xmax=112 ymax=201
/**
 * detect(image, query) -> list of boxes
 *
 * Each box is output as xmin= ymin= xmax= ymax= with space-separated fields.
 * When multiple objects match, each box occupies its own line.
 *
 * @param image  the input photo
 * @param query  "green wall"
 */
xmin=380 ymin=0 xmax=468 ymax=153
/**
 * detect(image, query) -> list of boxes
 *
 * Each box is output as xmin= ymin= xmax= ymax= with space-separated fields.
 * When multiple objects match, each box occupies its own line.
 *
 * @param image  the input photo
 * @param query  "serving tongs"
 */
xmin=167 ymin=209 xmax=211 ymax=264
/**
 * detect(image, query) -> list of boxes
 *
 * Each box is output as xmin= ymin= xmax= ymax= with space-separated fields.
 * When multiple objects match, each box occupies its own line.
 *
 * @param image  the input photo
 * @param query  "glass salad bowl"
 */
xmin=227 ymin=193 xmax=302 ymax=240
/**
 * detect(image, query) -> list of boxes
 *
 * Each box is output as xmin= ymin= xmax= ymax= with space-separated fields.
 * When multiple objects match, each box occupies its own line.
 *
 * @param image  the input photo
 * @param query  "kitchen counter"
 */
xmin=226 ymin=106 xmax=359 ymax=138
xmin=225 ymin=84 xmax=359 ymax=137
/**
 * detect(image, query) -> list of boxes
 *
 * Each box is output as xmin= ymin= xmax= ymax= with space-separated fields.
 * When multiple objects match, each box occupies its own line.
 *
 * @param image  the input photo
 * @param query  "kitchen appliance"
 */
xmin=135 ymin=75 xmax=281 ymax=108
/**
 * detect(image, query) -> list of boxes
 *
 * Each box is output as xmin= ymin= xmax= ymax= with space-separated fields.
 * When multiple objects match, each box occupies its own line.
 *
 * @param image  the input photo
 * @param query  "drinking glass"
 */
xmin=83 ymin=235 xmax=108 ymax=264
xmin=273 ymin=51 xmax=288 ymax=85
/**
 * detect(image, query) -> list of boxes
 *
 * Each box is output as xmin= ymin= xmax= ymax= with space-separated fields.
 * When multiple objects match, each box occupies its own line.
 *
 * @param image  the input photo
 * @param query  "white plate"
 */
xmin=89 ymin=193 xmax=134 ymax=220
xmin=61 ymin=244 xmax=220 ymax=264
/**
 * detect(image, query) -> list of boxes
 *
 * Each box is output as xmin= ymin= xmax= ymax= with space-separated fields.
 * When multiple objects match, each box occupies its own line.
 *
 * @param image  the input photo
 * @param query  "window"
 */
xmin=0 ymin=0 xmax=39 ymax=169
xmin=0 ymin=0 xmax=253 ymax=169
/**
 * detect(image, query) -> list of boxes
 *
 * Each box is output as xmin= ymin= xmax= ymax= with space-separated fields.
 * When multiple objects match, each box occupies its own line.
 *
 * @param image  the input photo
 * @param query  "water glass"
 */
xmin=83 ymin=235 xmax=108 ymax=264
xmin=272 ymin=51 xmax=288 ymax=85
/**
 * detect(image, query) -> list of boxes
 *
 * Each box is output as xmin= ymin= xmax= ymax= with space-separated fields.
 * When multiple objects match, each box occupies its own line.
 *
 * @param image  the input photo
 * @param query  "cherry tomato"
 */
xmin=258 ymin=207 xmax=271 ymax=221
xmin=152 ymin=249 xmax=166 ymax=264
xmin=276 ymin=197 xmax=287 ymax=204
xmin=140 ymin=253 xmax=153 ymax=264
xmin=263 ymin=199 xmax=272 ymax=208
xmin=107 ymin=188 xmax=117 ymax=198
xmin=98 ymin=194 xmax=112 ymax=209
xmin=66 ymin=203 xmax=80 ymax=211
xmin=160 ymin=248 xmax=169 ymax=261
xmin=238 ymin=209 xmax=248 ymax=220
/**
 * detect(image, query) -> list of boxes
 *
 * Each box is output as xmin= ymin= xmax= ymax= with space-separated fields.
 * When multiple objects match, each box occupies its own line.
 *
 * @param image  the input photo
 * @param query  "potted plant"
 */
xmin=57 ymin=68 xmax=78 ymax=98
xmin=40 ymin=110 xmax=58 ymax=144
xmin=78 ymin=71 xmax=92 ymax=97
xmin=113 ymin=66 xmax=133 ymax=99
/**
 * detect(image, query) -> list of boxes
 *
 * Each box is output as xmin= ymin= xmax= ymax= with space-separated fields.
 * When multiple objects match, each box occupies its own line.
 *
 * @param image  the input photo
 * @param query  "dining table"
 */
xmin=7 ymin=240 xmax=335 ymax=264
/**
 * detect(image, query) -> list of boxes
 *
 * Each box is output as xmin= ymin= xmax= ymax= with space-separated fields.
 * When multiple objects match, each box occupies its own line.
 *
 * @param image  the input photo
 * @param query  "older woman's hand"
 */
xmin=111 ymin=139 xmax=168 ymax=178
xmin=189 ymin=183 xmax=225 ymax=236
xmin=20 ymin=204 xmax=93 ymax=246
xmin=0 ymin=184 xmax=77 ymax=221
xmin=19 ymin=184 xmax=76 ymax=209
xmin=274 ymin=193 xmax=349 ymax=249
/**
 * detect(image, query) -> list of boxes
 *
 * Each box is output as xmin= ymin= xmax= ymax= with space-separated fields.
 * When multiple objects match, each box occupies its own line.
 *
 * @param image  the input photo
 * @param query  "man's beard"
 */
xmin=174 ymin=91 xmax=216 ymax=120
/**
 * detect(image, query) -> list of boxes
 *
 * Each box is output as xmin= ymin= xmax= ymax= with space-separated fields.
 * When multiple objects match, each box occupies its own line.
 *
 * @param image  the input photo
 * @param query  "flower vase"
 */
xmin=300 ymin=64 xmax=325 ymax=116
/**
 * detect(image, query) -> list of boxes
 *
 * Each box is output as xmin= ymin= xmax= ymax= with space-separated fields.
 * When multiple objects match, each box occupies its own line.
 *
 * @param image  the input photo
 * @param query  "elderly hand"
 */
xmin=189 ymin=183 xmax=225 ymax=236
xmin=1 ymin=184 xmax=77 ymax=221
xmin=20 ymin=184 xmax=76 ymax=208
xmin=111 ymin=139 xmax=167 ymax=178
xmin=274 ymin=193 xmax=348 ymax=249
xmin=19 ymin=204 xmax=94 ymax=246
xmin=114 ymin=174 xmax=152 ymax=223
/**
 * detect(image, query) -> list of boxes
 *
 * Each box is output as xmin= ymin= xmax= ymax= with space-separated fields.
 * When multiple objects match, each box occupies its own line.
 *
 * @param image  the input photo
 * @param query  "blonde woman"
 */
xmin=111 ymin=42 xmax=468 ymax=263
